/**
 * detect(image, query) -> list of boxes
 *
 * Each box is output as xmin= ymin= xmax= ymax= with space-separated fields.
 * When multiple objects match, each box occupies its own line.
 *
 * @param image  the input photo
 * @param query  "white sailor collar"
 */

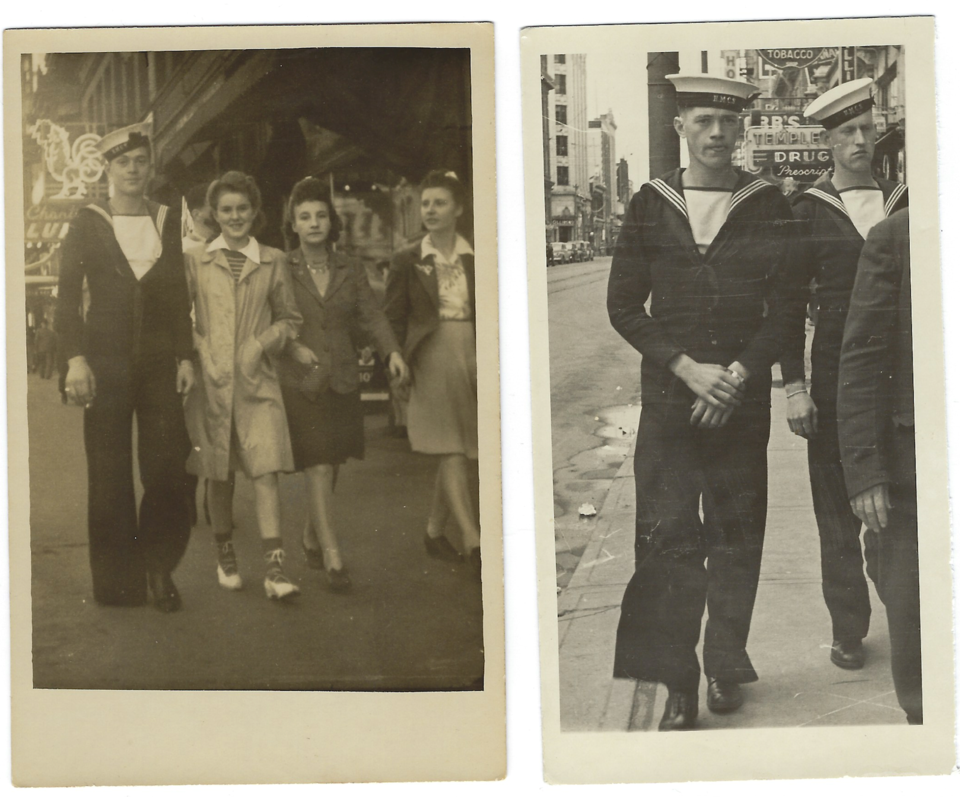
xmin=421 ymin=233 xmax=474 ymax=262
xmin=207 ymin=234 xmax=261 ymax=264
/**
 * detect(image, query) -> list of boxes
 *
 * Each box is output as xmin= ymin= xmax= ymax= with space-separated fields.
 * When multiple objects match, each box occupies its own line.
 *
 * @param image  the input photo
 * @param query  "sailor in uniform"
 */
xmin=608 ymin=74 xmax=794 ymax=730
xmin=837 ymin=208 xmax=921 ymax=724
xmin=56 ymin=122 xmax=195 ymax=612
xmin=780 ymin=79 xmax=908 ymax=671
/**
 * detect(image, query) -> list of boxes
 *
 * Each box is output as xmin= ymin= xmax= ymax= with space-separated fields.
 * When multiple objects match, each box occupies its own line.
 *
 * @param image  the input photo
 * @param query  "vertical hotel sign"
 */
xmin=840 ymin=47 xmax=858 ymax=83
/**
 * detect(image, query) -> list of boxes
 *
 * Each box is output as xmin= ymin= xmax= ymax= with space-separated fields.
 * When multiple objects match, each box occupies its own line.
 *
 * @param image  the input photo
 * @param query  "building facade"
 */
xmin=547 ymin=53 xmax=589 ymax=243
xmin=588 ymin=111 xmax=617 ymax=254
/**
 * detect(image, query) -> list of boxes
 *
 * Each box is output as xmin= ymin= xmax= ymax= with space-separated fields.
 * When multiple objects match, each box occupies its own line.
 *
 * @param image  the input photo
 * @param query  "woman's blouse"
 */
xmin=421 ymin=234 xmax=474 ymax=320
xmin=113 ymin=215 xmax=162 ymax=280
xmin=206 ymin=234 xmax=262 ymax=283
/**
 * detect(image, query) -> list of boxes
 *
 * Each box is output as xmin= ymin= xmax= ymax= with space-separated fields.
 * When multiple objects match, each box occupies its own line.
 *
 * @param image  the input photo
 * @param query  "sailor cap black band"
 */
xmin=102 ymin=131 xmax=150 ymax=161
xmin=818 ymin=97 xmax=875 ymax=130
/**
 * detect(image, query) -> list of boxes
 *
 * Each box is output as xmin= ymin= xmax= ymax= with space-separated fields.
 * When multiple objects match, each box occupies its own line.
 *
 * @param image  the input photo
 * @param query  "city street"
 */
xmin=549 ymin=257 xmax=902 ymax=730
xmin=27 ymin=372 xmax=484 ymax=691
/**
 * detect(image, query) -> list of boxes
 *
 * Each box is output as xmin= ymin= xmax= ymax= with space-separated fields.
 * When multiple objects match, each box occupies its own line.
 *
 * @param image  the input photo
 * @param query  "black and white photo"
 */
xmin=5 ymin=22 xmax=503 ymax=786
xmin=522 ymin=17 xmax=953 ymax=783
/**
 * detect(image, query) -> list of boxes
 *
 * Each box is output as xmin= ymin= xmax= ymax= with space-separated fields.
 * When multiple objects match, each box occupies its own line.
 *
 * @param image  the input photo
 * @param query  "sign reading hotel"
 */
xmin=743 ymin=124 xmax=832 ymax=182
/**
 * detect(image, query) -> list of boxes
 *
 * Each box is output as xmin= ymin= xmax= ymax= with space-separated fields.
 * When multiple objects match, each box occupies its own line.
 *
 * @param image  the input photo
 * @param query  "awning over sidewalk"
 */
xmin=153 ymin=48 xmax=473 ymax=188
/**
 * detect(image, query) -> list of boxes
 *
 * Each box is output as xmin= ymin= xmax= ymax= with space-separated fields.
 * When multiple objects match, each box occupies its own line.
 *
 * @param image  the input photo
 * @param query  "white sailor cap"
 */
xmin=96 ymin=122 xmax=151 ymax=162
xmin=667 ymin=73 xmax=760 ymax=113
xmin=804 ymin=78 xmax=874 ymax=130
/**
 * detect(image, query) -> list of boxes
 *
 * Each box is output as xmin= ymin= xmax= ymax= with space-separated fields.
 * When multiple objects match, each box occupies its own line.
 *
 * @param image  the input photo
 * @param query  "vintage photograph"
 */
xmin=523 ymin=17 xmax=953 ymax=783
xmin=7 ymin=23 xmax=503 ymax=786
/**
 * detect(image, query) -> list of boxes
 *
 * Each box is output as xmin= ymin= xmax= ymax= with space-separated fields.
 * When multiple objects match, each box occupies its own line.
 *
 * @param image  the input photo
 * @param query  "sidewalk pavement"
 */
xmin=557 ymin=380 xmax=903 ymax=731
xmin=28 ymin=373 xmax=484 ymax=691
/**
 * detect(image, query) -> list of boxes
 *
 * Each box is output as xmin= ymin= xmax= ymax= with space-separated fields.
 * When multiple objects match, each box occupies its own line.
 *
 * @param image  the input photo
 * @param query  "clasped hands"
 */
xmin=670 ymin=354 xmax=748 ymax=429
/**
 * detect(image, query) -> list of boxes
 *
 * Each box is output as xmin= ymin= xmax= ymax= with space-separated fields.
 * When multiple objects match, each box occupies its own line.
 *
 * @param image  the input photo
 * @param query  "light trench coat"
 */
xmin=184 ymin=241 xmax=302 ymax=481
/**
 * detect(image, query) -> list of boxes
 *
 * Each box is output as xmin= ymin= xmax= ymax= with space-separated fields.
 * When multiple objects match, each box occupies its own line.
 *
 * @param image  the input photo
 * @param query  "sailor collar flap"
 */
xmin=82 ymin=199 xmax=169 ymax=280
xmin=800 ymin=176 xmax=908 ymax=222
xmin=646 ymin=169 xmax=777 ymax=222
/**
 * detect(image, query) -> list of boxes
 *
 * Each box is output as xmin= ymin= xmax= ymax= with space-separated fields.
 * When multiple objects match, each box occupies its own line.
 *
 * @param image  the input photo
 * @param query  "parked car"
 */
xmin=574 ymin=241 xmax=593 ymax=262
xmin=555 ymin=242 xmax=574 ymax=264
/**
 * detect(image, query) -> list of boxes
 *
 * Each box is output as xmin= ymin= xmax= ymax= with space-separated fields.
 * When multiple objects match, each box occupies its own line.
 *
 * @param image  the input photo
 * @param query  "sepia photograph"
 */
xmin=5 ymin=22 xmax=503 ymax=785
xmin=522 ymin=17 xmax=954 ymax=783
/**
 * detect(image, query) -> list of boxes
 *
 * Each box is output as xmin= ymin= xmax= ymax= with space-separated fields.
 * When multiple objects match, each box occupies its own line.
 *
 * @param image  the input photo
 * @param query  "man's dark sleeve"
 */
xmin=837 ymin=216 xmax=903 ymax=498
xmin=734 ymin=192 xmax=796 ymax=378
xmin=777 ymin=199 xmax=817 ymax=385
xmin=54 ymin=211 xmax=87 ymax=363
xmin=167 ymin=208 xmax=194 ymax=363
xmin=607 ymin=190 xmax=685 ymax=368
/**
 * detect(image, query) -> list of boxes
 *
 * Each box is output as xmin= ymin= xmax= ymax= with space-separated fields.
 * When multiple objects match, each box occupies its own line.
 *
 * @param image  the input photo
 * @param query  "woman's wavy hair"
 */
xmin=206 ymin=171 xmax=265 ymax=236
xmin=419 ymin=169 xmax=468 ymax=208
xmin=283 ymin=176 xmax=342 ymax=250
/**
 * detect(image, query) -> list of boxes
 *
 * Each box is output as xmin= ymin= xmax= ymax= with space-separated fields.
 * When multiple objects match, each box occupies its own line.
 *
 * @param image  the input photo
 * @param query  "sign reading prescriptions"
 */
xmin=743 ymin=124 xmax=832 ymax=182
xmin=756 ymin=48 xmax=825 ymax=70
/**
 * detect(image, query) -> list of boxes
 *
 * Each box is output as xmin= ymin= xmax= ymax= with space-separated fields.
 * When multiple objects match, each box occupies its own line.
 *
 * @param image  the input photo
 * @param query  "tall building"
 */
xmin=547 ymin=53 xmax=589 ymax=243
xmin=540 ymin=56 xmax=555 ymax=234
xmin=588 ymin=111 xmax=616 ymax=254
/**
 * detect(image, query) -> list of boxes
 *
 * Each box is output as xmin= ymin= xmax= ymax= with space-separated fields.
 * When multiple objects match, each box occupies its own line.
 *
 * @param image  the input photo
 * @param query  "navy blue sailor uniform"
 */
xmin=55 ymin=198 xmax=194 ymax=606
xmin=608 ymin=168 xmax=793 ymax=691
xmin=780 ymin=175 xmax=908 ymax=647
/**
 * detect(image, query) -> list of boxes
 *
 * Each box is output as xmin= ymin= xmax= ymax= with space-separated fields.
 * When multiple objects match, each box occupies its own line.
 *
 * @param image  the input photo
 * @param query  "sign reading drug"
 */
xmin=743 ymin=124 xmax=832 ymax=182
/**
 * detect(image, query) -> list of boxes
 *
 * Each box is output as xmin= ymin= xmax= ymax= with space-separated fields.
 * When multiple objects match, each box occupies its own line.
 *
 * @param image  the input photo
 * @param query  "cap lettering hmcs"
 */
xmin=667 ymin=74 xmax=761 ymax=113
xmin=803 ymin=78 xmax=875 ymax=129
xmin=95 ymin=122 xmax=152 ymax=162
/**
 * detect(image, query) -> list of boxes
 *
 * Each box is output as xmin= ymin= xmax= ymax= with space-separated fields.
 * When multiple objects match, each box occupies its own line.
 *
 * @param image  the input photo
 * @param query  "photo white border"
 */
xmin=522 ymin=16 xmax=955 ymax=783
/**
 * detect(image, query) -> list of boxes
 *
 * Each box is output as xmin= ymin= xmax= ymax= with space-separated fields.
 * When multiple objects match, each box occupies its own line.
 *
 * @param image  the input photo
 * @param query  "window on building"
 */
xmin=556 ymin=135 xmax=568 ymax=156
xmin=557 ymin=165 xmax=569 ymax=186
xmin=554 ymin=54 xmax=566 ymax=64
xmin=556 ymin=74 xmax=566 ymax=94
xmin=556 ymin=104 xmax=567 ymax=125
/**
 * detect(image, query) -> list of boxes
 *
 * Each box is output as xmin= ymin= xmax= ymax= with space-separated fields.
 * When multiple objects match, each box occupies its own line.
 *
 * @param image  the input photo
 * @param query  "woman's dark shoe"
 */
xmin=325 ymin=567 xmax=352 ymax=593
xmin=424 ymin=533 xmax=463 ymax=562
xmin=147 ymin=571 xmax=182 ymax=613
xmin=659 ymin=689 xmax=698 ymax=731
xmin=706 ymin=678 xmax=743 ymax=713
xmin=302 ymin=540 xmax=325 ymax=570
xmin=830 ymin=639 xmax=865 ymax=670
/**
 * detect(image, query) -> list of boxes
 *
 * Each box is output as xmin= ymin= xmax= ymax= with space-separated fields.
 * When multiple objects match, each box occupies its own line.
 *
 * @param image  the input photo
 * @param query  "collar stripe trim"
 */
xmin=884 ymin=184 xmax=907 ymax=216
xmin=649 ymin=179 xmax=688 ymax=219
xmin=729 ymin=180 xmax=772 ymax=212
xmin=805 ymin=188 xmax=850 ymax=218
xmin=86 ymin=204 xmax=114 ymax=227
xmin=156 ymin=205 xmax=167 ymax=238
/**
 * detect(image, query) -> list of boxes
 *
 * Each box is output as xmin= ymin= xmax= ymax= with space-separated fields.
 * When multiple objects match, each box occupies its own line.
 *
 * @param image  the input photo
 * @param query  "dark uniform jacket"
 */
xmin=55 ymin=199 xmax=193 ymax=367
xmin=837 ymin=208 xmax=914 ymax=499
xmin=384 ymin=240 xmax=476 ymax=366
xmin=607 ymin=168 xmax=793 ymax=406
xmin=279 ymin=248 xmax=400 ymax=395
xmin=781 ymin=174 xmax=908 ymax=412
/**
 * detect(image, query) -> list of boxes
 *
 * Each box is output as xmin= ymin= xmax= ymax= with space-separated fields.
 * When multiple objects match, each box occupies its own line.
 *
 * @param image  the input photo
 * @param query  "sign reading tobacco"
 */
xmin=756 ymin=48 xmax=825 ymax=71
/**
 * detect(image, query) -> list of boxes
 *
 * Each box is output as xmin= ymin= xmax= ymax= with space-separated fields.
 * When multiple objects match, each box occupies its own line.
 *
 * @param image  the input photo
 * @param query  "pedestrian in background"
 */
xmin=184 ymin=171 xmax=303 ymax=601
xmin=279 ymin=176 xmax=408 ymax=592
xmin=182 ymin=182 xmax=217 ymax=252
xmin=780 ymin=79 xmax=908 ymax=672
xmin=34 ymin=318 xmax=58 ymax=379
xmin=607 ymin=75 xmax=793 ymax=730
xmin=385 ymin=170 xmax=481 ymax=578
xmin=837 ymin=208 xmax=921 ymax=724
xmin=55 ymin=122 xmax=195 ymax=612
